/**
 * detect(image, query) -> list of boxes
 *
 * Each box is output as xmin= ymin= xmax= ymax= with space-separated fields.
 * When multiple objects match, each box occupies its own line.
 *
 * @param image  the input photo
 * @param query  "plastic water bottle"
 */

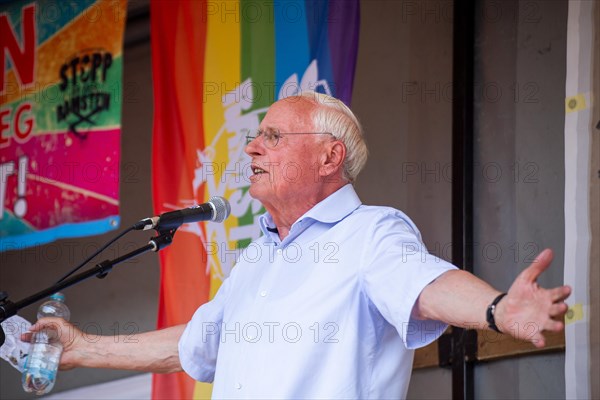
xmin=22 ymin=292 xmax=71 ymax=395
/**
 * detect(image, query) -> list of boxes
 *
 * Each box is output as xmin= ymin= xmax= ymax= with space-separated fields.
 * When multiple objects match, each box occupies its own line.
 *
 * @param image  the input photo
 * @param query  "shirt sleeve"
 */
xmin=360 ymin=208 xmax=457 ymax=349
xmin=178 ymin=273 xmax=233 ymax=382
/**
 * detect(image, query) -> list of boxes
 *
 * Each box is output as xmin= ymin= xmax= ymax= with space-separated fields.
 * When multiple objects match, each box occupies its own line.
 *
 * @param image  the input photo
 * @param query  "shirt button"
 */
xmin=235 ymin=383 xmax=242 ymax=390
xmin=260 ymin=290 xmax=267 ymax=297
xmin=276 ymin=249 xmax=283 ymax=255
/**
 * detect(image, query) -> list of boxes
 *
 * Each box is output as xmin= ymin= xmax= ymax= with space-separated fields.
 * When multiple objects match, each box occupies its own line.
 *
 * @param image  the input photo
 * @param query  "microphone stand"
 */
xmin=0 ymin=229 xmax=176 ymax=347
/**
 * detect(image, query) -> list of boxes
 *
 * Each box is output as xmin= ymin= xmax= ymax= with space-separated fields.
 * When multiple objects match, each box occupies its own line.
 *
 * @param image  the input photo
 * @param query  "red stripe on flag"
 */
xmin=150 ymin=1 xmax=208 ymax=399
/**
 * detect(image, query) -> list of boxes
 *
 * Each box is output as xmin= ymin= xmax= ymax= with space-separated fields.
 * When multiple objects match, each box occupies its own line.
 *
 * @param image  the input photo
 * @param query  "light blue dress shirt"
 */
xmin=179 ymin=184 xmax=456 ymax=399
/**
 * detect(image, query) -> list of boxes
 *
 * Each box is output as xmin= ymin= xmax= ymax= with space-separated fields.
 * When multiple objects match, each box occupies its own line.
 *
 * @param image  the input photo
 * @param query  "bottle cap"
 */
xmin=50 ymin=292 xmax=65 ymax=302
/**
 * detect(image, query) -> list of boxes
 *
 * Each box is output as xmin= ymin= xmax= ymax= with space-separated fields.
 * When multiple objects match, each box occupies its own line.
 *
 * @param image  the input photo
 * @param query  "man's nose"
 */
xmin=245 ymin=135 xmax=264 ymax=156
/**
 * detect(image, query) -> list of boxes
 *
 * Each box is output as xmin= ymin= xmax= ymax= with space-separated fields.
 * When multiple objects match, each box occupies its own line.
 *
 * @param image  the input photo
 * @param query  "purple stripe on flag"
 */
xmin=328 ymin=0 xmax=360 ymax=105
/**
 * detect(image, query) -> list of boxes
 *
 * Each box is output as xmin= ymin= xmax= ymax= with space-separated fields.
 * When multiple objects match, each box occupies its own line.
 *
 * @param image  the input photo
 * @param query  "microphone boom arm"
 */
xmin=0 ymin=229 xmax=176 ymax=347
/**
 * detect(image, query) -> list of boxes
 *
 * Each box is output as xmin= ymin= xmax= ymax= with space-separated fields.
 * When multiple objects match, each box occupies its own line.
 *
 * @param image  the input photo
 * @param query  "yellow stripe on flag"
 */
xmin=194 ymin=2 xmax=241 ymax=399
xmin=203 ymin=0 xmax=241 ymax=299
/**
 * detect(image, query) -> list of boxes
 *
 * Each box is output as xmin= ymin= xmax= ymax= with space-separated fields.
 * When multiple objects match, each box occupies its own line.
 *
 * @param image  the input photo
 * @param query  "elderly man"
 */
xmin=26 ymin=92 xmax=571 ymax=398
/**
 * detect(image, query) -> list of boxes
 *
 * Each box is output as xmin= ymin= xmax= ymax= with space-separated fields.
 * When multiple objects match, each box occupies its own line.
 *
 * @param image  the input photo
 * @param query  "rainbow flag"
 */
xmin=0 ymin=0 xmax=127 ymax=250
xmin=150 ymin=1 xmax=359 ymax=398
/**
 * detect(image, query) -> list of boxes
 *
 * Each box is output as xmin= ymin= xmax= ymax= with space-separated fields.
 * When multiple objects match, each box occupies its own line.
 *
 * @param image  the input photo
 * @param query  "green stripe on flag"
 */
xmin=241 ymin=0 xmax=275 ymax=113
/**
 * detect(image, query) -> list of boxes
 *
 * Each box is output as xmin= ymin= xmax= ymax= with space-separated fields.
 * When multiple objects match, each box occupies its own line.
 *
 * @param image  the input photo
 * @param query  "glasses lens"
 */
xmin=245 ymin=129 xmax=282 ymax=148
xmin=264 ymin=129 xmax=280 ymax=148
xmin=245 ymin=129 xmax=262 ymax=145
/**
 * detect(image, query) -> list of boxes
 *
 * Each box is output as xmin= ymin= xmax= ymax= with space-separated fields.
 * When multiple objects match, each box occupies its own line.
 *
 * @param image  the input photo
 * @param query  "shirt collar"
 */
xmin=301 ymin=184 xmax=362 ymax=223
xmin=258 ymin=184 xmax=362 ymax=238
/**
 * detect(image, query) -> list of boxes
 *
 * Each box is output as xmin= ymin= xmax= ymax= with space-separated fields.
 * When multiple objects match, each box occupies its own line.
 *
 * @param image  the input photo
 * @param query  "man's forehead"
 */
xmin=261 ymin=97 xmax=316 ymax=129
xmin=273 ymin=96 xmax=317 ymax=112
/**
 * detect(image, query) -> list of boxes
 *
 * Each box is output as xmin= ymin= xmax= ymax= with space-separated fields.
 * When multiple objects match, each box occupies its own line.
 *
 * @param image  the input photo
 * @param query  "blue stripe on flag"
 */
xmin=274 ymin=0 xmax=310 ymax=98
xmin=304 ymin=0 xmax=334 ymax=96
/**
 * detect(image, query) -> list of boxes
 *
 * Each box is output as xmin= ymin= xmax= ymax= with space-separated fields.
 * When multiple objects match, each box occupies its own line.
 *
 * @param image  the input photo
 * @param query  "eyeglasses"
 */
xmin=245 ymin=128 xmax=335 ymax=148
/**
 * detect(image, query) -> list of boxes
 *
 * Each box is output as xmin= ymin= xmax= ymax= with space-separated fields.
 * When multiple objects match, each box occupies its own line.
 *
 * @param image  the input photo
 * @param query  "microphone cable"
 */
xmin=54 ymin=197 xmax=230 ymax=284
xmin=55 ymin=225 xmax=136 ymax=284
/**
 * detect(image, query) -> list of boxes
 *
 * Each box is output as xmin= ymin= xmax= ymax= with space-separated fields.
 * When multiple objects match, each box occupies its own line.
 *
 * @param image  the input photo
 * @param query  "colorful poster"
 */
xmin=150 ymin=1 xmax=359 ymax=398
xmin=0 ymin=0 xmax=127 ymax=251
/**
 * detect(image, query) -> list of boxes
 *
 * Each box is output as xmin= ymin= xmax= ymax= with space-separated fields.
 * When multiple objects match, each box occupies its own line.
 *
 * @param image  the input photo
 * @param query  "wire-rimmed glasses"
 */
xmin=245 ymin=128 xmax=335 ymax=148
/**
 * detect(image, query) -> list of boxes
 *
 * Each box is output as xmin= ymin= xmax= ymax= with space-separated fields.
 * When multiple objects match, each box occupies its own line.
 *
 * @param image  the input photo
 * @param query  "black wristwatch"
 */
xmin=486 ymin=293 xmax=507 ymax=333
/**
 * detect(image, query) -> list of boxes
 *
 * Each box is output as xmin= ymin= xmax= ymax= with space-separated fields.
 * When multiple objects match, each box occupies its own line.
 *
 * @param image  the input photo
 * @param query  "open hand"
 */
xmin=495 ymin=249 xmax=571 ymax=347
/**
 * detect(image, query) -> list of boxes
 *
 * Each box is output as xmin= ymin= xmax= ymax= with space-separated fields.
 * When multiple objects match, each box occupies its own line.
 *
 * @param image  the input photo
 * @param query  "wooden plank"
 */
xmin=413 ymin=329 xmax=565 ymax=369
xmin=413 ymin=340 xmax=439 ymax=369
xmin=477 ymin=329 xmax=565 ymax=361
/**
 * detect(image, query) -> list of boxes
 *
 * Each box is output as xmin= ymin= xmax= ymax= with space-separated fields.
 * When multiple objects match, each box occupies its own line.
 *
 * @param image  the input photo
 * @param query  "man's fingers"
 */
xmin=549 ymin=285 xmax=571 ymax=302
xmin=28 ymin=321 xmax=50 ymax=333
xmin=21 ymin=317 xmax=73 ymax=345
xmin=544 ymin=319 xmax=565 ymax=333
xmin=531 ymin=332 xmax=546 ymax=349
xmin=549 ymin=302 xmax=569 ymax=318
xmin=28 ymin=320 xmax=47 ymax=332
xmin=20 ymin=331 xmax=33 ymax=343
xmin=519 ymin=248 xmax=553 ymax=283
xmin=29 ymin=317 xmax=64 ymax=332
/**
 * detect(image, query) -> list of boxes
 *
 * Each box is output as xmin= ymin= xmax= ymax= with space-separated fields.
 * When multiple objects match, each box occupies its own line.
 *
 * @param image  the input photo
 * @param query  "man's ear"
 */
xmin=319 ymin=141 xmax=346 ymax=178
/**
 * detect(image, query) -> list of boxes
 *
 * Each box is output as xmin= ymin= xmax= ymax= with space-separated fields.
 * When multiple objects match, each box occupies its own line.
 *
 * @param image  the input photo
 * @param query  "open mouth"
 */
xmin=252 ymin=165 xmax=267 ymax=175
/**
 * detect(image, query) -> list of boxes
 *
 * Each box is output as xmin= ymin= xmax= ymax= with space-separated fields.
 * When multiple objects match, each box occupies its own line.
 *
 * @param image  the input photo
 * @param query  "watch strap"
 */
xmin=486 ymin=292 xmax=507 ymax=333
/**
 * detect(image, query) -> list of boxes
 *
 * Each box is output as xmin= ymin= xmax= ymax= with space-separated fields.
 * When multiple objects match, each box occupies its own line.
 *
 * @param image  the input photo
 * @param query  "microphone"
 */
xmin=134 ymin=196 xmax=231 ymax=231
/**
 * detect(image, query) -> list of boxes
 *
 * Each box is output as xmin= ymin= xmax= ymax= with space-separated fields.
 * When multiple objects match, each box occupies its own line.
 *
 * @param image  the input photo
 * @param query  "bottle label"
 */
xmin=22 ymin=343 xmax=60 ymax=394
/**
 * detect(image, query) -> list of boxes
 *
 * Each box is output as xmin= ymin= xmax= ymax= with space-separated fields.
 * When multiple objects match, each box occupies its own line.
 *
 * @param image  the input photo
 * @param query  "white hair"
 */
xmin=297 ymin=91 xmax=368 ymax=182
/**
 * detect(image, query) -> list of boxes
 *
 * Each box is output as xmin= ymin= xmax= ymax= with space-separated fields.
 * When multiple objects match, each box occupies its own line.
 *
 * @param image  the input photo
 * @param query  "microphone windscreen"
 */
xmin=209 ymin=196 xmax=231 ymax=223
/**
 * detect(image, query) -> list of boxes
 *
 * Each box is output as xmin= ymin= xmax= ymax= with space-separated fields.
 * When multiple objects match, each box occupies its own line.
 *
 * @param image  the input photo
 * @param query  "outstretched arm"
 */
xmin=414 ymin=248 xmax=571 ymax=348
xmin=22 ymin=318 xmax=185 ymax=373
